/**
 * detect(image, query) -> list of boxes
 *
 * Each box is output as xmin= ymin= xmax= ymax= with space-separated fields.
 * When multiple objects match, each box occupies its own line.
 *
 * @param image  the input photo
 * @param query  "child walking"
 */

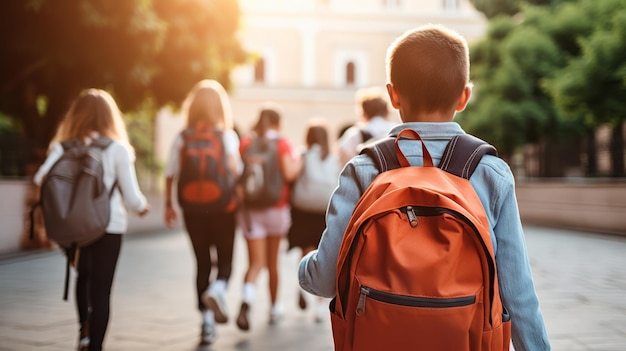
xmin=34 ymin=89 xmax=150 ymax=351
xmin=298 ymin=24 xmax=551 ymax=350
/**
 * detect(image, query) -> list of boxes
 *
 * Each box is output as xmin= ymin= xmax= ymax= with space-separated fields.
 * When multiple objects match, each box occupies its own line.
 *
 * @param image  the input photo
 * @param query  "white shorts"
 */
xmin=238 ymin=206 xmax=292 ymax=240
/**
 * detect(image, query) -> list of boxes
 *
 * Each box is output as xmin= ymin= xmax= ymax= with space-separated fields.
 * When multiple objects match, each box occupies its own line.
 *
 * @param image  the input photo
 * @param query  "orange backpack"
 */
xmin=330 ymin=129 xmax=511 ymax=351
xmin=177 ymin=125 xmax=236 ymax=213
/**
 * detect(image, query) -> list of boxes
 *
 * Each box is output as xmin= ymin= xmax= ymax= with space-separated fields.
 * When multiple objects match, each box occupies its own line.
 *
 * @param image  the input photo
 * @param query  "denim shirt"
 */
xmin=298 ymin=122 xmax=551 ymax=351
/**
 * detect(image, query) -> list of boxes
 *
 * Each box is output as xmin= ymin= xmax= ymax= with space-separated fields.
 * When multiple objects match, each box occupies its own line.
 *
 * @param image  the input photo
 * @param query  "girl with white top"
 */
xmin=288 ymin=119 xmax=340 ymax=322
xmin=34 ymin=89 xmax=149 ymax=351
xmin=163 ymin=79 xmax=242 ymax=346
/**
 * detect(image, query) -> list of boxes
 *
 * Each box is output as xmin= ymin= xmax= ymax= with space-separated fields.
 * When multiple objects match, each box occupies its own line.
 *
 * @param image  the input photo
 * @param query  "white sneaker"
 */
xmin=77 ymin=336 xmax=90 ymax=351
xmin=200 ymin=322 xmax=216 ymax=345
xmin=268 ymin=304 xmax=284 ymax=325
xmin=202 ymin=290 xmax=228 ymax=324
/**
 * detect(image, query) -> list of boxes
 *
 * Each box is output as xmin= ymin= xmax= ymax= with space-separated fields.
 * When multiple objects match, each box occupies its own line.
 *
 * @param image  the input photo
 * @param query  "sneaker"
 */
xmin=268 ymin=305 xmax=284 ymax=325
xmin=77 ymin=322 xmax=89 ymax=351
xmin=202 ymin=290 xmax=229 ymax=324
xmin=77 ymin=337 xmax=90 ymax=351
xmin=200 ymin=323 xmax=216 ymax=345
xmin=298 ymin=291 xmax=307 ymax=310
xmin=236 ymin=302 xmax=250 ymax=331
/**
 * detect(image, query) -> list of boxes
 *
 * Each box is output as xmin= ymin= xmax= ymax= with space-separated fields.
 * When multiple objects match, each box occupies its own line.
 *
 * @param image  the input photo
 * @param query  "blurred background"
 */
xmin=0 ymin=0 xmax=625 ymax=255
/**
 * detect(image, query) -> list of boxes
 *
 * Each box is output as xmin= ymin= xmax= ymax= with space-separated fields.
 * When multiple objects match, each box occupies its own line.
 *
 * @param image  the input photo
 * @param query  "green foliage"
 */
xmin=463 ymin=0 xmax=626 ymax=157
xmin=543 ymin=0 xmax=626 ymax=128
xmin=462 ymin=10 xmax=564 ymax=156
xmin=0 ymin=112 xmax=17 ymax=135
xmin=149 ymin=0 xmax=247 ymax=105
xmin=0 ymin=0 xmax=247 ymax=155
xmin=124 ymin=101 xmax=162 ymax=191
xmin=470 ymin=0 xmax=518 ymax=19
xmin=469 ymin=0 xmax=555 ymax=19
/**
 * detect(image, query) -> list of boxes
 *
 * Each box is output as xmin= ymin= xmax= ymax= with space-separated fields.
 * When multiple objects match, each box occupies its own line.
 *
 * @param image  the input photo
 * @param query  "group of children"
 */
xmin=162 ymin=80 xmax=382 ymax=345
xmin=34 ymin=24 xmax=551 ymax=350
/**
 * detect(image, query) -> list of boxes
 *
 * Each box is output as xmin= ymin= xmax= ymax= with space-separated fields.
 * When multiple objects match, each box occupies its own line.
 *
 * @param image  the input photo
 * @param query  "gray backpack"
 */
xmin=30 ymin=136 xmax=116 ymax=299
xmin=240 ymin=137 xmax=284 ymax=209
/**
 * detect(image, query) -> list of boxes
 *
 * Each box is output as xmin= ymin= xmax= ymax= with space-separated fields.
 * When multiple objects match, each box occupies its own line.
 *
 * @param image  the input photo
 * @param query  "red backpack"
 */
xmin=330 ymin=129 xmax=511 ymax=351
xmin=177 ymin=125 xmax=236 ymax=213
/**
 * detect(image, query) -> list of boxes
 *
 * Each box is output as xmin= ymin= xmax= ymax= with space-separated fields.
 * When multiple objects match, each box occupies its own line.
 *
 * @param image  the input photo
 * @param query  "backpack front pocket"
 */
xmin=352 ymin=286 xmax=480 ymax=351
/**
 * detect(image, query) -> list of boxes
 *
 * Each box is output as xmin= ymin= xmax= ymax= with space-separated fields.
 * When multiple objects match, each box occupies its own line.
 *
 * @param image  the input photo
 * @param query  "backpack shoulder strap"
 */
xmin=60 ymin=139 xmax=81 ymax=151
xmin=90 ymin=136 xmax=114 ymax=150
xmin=439 ymin=134 xmax=498 ymax=179
xmin=361 ymin=138 xmax=399 ymax=173
xmin=361 ymin=133 xmax=498 ymax=179
xmin=89 ymin=136 xmax=119 ymax=196
xmin=360 ymin=129 xmax=373 ymax=143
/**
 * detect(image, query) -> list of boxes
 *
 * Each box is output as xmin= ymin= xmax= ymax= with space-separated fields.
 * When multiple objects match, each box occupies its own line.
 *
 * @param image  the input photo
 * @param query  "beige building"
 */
xmin=156 ymin=0 xmax=487 ymax=161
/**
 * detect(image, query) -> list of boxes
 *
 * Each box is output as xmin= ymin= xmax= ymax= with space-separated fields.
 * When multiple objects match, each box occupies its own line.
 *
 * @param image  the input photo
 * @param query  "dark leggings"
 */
xmin=76 ymin=233 xmax=122 ymax=351
xmin=183 ymin=211 xmax=236 ymax=311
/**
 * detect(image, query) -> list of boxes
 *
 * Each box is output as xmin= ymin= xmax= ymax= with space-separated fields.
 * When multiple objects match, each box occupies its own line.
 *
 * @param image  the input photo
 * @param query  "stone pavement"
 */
xmin=0 ymin=225 xmax=625 ymax=350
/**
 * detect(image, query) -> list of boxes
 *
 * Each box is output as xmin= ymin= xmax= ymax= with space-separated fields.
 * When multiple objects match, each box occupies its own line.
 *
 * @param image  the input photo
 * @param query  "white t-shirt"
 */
xmin=338 ymin=116 xmax=398 ymax=164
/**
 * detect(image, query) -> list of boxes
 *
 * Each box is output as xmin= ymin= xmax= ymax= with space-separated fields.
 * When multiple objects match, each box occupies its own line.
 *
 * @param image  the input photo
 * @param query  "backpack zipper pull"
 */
xmin=406 ymin=206 xmax=418 ymax=227
xmin=356 ymin=287 xmax=369 ymax=316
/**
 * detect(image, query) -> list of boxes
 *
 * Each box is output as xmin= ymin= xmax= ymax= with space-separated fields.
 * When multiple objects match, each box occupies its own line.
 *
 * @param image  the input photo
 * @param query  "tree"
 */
xmin=470 ymin=0 xmax=517 ymax=19
xmin=0 ymin=0 xmax=246 ymax=168
xmin=543 ymin=0 xmax=626 ymax=176
xmin=469 ymin=0 xmax=556 ymax=19
xmin=461 ymin=16 xmax=565 ymax=162
xmin=462 ymin=0 xmax=626 ymax=177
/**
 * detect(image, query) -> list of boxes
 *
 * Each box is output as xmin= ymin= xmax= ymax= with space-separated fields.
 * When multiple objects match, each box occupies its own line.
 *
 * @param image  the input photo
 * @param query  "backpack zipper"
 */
xmin=356 ymin=286 xmax=476 ymax=316
xmin=405 ymin=206 xmax=418 ymax=227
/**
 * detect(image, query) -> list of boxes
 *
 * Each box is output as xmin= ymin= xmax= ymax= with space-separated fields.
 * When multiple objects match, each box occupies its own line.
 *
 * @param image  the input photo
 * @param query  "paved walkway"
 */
xmin=0 ymin=225 xmax=625 ymax=350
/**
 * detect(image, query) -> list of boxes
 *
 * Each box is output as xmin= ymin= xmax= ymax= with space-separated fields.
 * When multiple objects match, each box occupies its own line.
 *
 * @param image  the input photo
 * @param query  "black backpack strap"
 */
xmin=60 ymin=139 xmax=81 ymax=151
xmin=361 ymin=138 xmax=399 ymax=173
xmin=362 ymin=133 xmax=497 ymax=179
xmin=63 ymin=243 xmax=77 ymax=301
xmin=360 ymin=129 xmax=373 ymax=143
xmin=439 ymin=134 xmax=498 ymax=179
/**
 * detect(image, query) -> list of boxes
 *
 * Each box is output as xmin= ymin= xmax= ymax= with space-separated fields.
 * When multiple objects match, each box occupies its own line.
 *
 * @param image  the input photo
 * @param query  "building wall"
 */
xmin=229 ymin=0 xmax=486 ymax=146
xmin=516 ymin=181 xmax=626 ymax=235
xmin=156 ymin=0 xmax=487 ymax=163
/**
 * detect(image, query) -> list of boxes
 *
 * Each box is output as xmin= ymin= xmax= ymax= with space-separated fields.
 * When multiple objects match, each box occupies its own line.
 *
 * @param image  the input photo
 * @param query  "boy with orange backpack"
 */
xmin=298 ymin=24 xmax=551 ymax=350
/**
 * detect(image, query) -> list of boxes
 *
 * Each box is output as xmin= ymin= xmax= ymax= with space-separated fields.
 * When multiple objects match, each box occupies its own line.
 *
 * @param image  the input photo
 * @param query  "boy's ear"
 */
xmin=386 ymin=83 xmax=401 ymax=109
xmin=455 ymin=85 xmax=472 ymax=112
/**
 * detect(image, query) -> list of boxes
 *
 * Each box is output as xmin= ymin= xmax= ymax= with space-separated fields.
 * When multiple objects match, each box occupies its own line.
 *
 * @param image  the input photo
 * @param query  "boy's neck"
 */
xmin=400 ymin=112 xmax=455 ymax=123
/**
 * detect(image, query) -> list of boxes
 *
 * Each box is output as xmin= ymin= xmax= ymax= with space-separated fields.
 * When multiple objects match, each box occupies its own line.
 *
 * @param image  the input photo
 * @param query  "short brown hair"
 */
xmin=386 ymin=24 xmax=469 ymax=115
xmin=355 ymin=86 xmax=389 ymax=120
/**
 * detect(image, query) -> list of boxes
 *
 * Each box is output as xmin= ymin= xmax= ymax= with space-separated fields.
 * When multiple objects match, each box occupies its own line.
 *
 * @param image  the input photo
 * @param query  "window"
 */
xmin=346 ymin=62 xmax=355 ymax=85
xmin=254 ymin=58 xmax=265 ymax=83
xmin=334 ymin=50 xmax=367 ymax=87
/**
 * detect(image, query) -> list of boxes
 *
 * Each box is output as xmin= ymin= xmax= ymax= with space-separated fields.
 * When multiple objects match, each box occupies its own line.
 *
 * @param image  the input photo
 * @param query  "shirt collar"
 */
xmin=388 ymin=122 xmax=464 ymax=140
